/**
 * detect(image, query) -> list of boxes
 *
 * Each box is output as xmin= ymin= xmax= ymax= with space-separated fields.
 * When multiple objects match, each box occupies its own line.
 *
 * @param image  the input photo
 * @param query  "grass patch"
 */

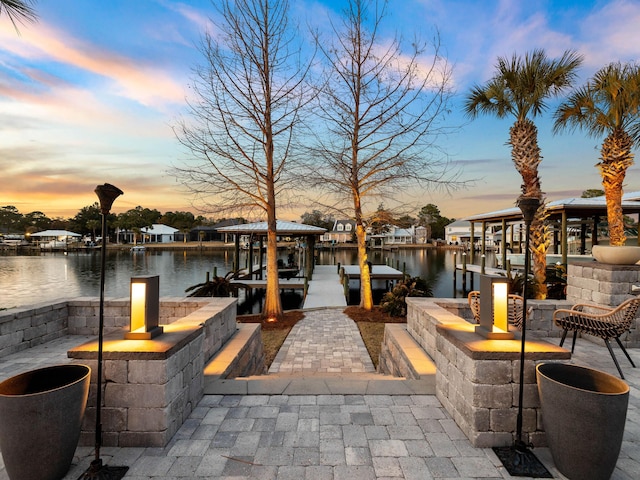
xmin=356 ymin=322 xmax=387 ymax=369
xmin=344 ymin=306 xmax=406 ymax=369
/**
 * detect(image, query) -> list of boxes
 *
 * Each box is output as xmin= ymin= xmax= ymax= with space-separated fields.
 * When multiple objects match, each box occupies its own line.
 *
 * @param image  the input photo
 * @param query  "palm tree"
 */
xmin=465 ymin=49 xmax=583 ymax=299
xmin=0 ymin=0 xmax=37 ymax=31
xmin=554 ymin=62 xmax=640 ymax=246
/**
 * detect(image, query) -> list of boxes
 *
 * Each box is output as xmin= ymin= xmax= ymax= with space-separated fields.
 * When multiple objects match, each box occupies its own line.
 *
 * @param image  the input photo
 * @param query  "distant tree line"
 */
xmin=2 ymin=202 xmax=455 ymax=242
xmin=0 ymin=204 xmax=240 ymax=239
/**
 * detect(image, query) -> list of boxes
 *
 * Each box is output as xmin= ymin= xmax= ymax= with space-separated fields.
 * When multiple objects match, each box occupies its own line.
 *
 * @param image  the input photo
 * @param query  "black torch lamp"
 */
xmin=492 ymin=195 xmax=552 ymax=478
xmin=80 ymin=183 xmax=129 ymax=480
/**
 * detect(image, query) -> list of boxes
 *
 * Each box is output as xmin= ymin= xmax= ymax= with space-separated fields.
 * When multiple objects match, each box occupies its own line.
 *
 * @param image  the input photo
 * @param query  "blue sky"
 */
xmin=1 ymin=0 xmax=640 ymax=221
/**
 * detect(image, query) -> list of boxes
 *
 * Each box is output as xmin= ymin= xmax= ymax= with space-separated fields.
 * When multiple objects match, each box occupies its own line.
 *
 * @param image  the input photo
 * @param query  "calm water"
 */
xmin=0 ymin=247 xmax=495 ymax=310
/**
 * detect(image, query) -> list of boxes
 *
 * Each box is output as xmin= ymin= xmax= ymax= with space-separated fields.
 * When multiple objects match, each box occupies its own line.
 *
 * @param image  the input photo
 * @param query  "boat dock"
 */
xmin=229 ymin=264 xmax=405 ymax=309
xmin=454 ymin=262 xmax=509 ymax=293
xmin=339 ymin=264 xmax=405 ymax=281
xmin=303 ymin=265 xmax=348 ymax=308
xmin=230 ymin=277 xmax=307 ymax=290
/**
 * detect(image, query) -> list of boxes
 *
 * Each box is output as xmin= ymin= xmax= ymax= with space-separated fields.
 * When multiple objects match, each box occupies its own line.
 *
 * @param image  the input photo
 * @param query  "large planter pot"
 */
xmin=536 ymin=363 xmax=629 ymax=480
xmin=592 ymin=244 xmax=640 ymax=265
xmin=0 ymin=364 xmax=91 ymax=480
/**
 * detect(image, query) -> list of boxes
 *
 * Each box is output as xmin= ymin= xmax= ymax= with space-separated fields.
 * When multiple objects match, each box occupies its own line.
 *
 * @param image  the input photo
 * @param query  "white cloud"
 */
xmin=579 ymin=0 xmax=640 ymax=69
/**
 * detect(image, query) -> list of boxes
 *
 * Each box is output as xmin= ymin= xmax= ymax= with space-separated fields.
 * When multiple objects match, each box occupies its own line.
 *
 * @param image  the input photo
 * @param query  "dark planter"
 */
xmin=536 ymin=362 xmax=629 ymax=480
xmin=0 ymin=364 xmax=91 ymax=480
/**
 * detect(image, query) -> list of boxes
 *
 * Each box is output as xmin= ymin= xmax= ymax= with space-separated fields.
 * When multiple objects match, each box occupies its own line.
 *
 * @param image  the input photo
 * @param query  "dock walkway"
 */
xmin=302 ymin=265 xmax=347 ymax=308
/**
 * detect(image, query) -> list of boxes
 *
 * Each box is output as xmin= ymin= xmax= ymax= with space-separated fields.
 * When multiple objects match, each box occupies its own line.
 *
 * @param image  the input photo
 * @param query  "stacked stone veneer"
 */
xmin=0 ymin=301 xmax=69 ymax=358
xmin=405 ymin=297 xmax=570 ymax=448
xmin=0 ymin=297 xmax=213 ymax=359
xmin=566 ymin=262 xmax=640 ymax=347
xmin=430 ymin=297 xmax=572 ymax=339
xmin=68 ymin=297 xmax=246 ymax=447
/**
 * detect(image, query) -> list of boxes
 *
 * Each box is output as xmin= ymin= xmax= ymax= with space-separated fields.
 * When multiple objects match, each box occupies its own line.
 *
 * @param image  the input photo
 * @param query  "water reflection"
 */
xmin=1 ymin=248 xmax=494 ymax=311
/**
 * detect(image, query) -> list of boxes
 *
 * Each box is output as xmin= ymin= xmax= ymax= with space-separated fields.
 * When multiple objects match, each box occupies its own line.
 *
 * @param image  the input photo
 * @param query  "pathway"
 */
xmin=269 ymin=309 xmax=375 ymax=374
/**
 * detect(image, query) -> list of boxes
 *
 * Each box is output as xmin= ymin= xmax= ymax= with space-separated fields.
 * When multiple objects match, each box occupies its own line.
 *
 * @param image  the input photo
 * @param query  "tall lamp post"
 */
xmin=493 ymin=195 xmax=552 ymax=478
xmin=515 ymin=196 xmax=538 ymax=449
xmin=81 ymin=184 xmax=129 ymax=480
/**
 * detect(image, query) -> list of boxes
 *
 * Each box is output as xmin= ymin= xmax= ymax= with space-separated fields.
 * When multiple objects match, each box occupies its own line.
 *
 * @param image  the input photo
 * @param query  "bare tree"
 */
xmin=308 ymin=0 xmax=457 ymax=310
xmin=174 ymin=0 xmax=311 ymax=322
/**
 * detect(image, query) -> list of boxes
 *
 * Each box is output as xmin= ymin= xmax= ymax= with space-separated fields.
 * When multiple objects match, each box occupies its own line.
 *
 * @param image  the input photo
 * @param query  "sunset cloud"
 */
xmin=1 ymin=0 xmax=639 ymax=222
xmin=0 ymin=21 xmax=187 ymax=108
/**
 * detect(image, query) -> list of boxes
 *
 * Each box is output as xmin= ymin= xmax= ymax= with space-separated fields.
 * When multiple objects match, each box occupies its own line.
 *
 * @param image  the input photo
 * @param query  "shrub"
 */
xmin=507 ymin=263 xmax=566 ymax=300
xmin=185 ymin=272 xmax=238 ymax=297
xmin=380 ymin=276 xmax=432 ymax=317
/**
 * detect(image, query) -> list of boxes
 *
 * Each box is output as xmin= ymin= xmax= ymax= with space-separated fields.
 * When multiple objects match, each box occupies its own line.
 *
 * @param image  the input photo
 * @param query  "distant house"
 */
xmin=322 ymin=220 xmax=357 ymax=243
xmin=119 ymin=224 xmax=179 ymax=244
xmin=444 ymin=220 xmax=497 ymax=247
xmin=141 ymin=224 xmax=179 ymax=243
xmin=190 ymin=219 xmax=244 ymax=242
xmin=369 ymin=225 xmax=427 ymax=246
xmin=445 ymin=220 xmax=472 ymax=245
xmin=382 ymin=226 xmax=413 ymax=245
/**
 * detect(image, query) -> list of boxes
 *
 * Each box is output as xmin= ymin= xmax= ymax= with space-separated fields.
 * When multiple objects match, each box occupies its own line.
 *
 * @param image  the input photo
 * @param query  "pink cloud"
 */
xmin=0 ymin=20 xmax=187 ymax=108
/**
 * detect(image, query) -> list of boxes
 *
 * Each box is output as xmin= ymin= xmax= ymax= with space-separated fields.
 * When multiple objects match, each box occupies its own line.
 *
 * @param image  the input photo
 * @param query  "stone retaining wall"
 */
xmin=0 ymin=301 xmax=69 ymax=357
xmin=378 ymin=324 xmax=436 ymax=379
xmin=0 ymin=298 xmax=215 ymax=359
xmin=69 ymin=298 xmax=242 ymax=447
xmin=406 ymin=297 xmax=570 ymax=448
xmin=566 ymin=262 xmax=640 ymax=347
xmin=66 ymin=297 xmax=213 ymax=335
xmin=433 ymin=297 xmax=572 ymax=339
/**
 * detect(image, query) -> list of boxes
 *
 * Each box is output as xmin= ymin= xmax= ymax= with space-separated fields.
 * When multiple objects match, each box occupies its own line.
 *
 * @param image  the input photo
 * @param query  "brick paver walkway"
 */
xmin=269 ymin=309 xmax=375 ymax=374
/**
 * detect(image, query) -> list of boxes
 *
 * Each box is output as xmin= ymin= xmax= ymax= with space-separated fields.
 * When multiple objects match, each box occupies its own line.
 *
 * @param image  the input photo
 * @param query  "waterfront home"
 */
xmin=117 ymin=224 xmax=179 ymax=244
xmin=369 ymin=225 xmax=429 ymax=247
xmin=445 ymin=220 xmax=497 ymax=247
xmin=322 ymin=219 xmax=357 ymax=244
xmin=141 ymin=224 xmax=179 ymax=243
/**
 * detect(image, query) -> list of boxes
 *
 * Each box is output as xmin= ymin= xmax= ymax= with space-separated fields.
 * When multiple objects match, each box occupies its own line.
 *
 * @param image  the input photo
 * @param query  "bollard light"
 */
xmin=125 ymin=275 xmax=163 ymax=340
xmin=492 ymin=281 xmax=509 ymax=332
xmin=475 ymin=274 xmax=513 ymax=340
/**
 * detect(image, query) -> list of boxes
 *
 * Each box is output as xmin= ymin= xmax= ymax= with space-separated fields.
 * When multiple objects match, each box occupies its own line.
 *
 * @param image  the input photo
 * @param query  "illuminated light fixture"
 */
xmin=475 ymin=274 xmax=514 ymax=340
xmin=125 ymin=275 xmax=163 ymax=340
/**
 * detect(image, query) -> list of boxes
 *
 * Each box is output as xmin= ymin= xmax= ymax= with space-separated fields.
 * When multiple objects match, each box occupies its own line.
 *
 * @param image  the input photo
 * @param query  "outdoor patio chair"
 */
xmin=467 ymin=290 xmax=532 ymax=330
xmin=552 ymin=297 xmax=640 ymax=379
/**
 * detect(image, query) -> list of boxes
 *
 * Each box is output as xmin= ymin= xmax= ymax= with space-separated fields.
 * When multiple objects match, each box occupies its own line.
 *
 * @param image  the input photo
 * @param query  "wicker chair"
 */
xmin=553 ymin=297 xmax=640 ymax=379
xmin=467 ymin=290 xmax=532 ymax=330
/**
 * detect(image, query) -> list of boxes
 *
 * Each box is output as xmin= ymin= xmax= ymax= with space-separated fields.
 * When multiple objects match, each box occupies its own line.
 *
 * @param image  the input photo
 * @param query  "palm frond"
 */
xmin=465 ymin=49 xmax=582 ymax=123
xmin=1 ymin=0 xmax=37 ymax=32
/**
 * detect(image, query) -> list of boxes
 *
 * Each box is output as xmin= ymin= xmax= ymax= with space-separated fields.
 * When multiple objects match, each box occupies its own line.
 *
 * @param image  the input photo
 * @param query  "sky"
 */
xmin=1 ymin=0 xmax=640 ymax=222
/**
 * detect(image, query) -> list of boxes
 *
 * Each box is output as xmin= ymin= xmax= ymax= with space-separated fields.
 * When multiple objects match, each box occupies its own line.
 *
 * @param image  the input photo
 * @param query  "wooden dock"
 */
xmin=340 ymin=265 xmax=405 ymax=281
xmin=230 ymin=278 xmax=308 ymax=290
xmin=454 ymin=264 xmax=507 ymax=276
xmin=453 ymin=263 xmax=509 ymax=295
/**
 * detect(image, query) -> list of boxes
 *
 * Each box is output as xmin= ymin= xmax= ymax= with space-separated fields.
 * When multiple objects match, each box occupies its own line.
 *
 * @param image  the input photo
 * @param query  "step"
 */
xmin=204 ymin=371 xmax=435 ymax=396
